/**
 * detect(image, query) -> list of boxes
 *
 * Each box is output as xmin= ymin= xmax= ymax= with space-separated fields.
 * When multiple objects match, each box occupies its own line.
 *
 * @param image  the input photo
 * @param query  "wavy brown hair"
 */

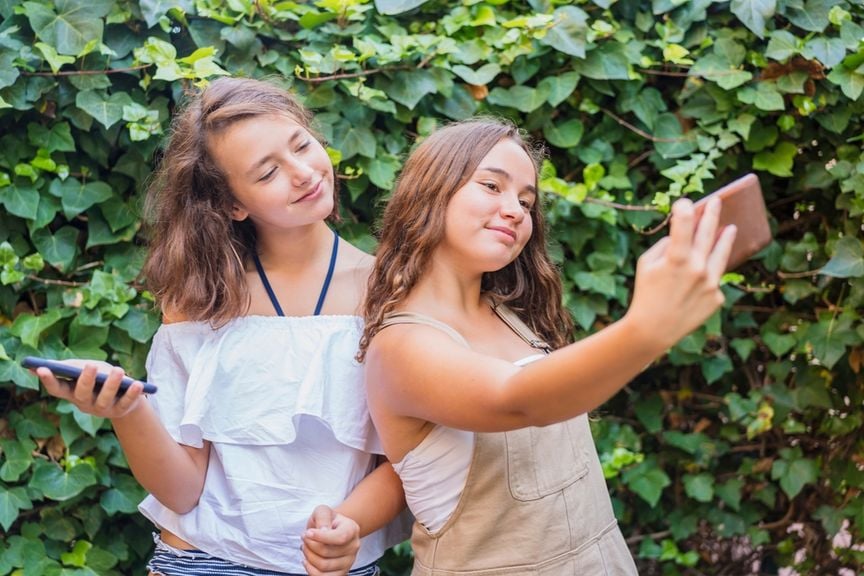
xmin=359 ymin=118 xmax=573 ymax=360
xmin=141 ymin=77 xmax=337 ymax=325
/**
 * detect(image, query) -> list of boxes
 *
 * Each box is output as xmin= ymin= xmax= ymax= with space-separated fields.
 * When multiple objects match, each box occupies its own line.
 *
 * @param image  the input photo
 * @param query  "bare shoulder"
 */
xmin=339 ymin=239 xmax=374 ymax=278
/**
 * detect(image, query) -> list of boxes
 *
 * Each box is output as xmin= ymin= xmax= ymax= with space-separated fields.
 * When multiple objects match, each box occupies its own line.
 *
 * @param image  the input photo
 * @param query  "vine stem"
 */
xmin=21 ymin=64 xmax=152 ymax=77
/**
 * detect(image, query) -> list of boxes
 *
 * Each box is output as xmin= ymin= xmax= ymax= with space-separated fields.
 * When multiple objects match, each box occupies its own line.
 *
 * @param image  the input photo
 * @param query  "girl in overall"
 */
xmin=34 ymin=77 xmax=407 ymax=576
xmin=359 ymin=118 xmax=736 ymax=575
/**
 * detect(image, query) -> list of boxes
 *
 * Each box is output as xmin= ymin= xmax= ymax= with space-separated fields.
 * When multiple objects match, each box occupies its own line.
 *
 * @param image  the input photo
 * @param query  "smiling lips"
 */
xmin=487 ymin=226 xmax=517 ymax=241
xmin=293 ymin=180 xmax=323 ymax=203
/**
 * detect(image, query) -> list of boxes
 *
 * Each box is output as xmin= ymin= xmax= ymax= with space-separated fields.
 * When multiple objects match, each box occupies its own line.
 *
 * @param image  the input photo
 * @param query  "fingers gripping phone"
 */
xmin=693 ymin=173 xmax=772 ymax=271
xmin=22 ymin=356 xmax=158 ymax=395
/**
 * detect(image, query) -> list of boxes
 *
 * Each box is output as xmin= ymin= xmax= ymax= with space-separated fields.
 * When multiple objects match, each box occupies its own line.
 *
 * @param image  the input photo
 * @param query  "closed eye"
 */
xmin=258 ymin=166 xmax=277 ymax=182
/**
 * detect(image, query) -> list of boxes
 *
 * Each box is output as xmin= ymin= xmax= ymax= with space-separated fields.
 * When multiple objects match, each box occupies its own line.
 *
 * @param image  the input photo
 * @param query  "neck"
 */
xmin=404 ymin=252 xmax=487 ymax=319
xmin=254 ymin=221 xmax=333 ymax=273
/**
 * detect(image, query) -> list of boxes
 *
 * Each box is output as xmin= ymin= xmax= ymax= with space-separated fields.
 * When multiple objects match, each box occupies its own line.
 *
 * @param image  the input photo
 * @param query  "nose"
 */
xmin=500 ymin=193 xmax=525 ymax=222
xmin=287 ymin=156 xmax=314 ymax=187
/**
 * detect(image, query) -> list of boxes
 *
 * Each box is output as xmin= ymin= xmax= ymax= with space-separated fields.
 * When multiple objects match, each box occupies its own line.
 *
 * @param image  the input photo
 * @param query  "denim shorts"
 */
xmin=147 ymin=533 xmax=380 ymax=576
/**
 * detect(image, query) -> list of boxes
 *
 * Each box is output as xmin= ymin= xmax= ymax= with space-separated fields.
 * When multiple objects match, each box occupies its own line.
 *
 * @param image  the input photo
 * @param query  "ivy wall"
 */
xmin=0 ymin=0 xmax=862 ymax=574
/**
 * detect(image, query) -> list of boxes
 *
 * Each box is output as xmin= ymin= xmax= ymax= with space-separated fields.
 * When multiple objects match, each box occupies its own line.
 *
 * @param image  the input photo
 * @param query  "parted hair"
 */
xmin=358 ymin=118 xmax=573 ymax=360
xmin=141 ymin=77 xmax=336 ymax=326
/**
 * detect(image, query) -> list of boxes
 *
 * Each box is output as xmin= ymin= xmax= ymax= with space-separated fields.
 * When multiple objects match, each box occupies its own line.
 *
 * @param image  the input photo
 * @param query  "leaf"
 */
xmin=715 ymin=478 xmax=744 ymax=511
xmin=0 ymin=181 xmax=39 ymax=219
xmin=574 ymin=43 xmax=630 ymax=80
xmin=806 ymin=313 xmax=858 ymax=368
xmin=653 ymin=113 xmax=697 ymax=159
xmin=31 ymin=226 xmax=80 ymax=272
xmin=49 ymin=178 xmax=113 ymax=218
xmin=622 ymin=460 xmax=671 ymax=507
xmin=738 ymin=82 xmax=786 ymax=111
xmin=34 ymin=42 xmax=75 ymax=74
xmin=801 ymin=36 xmax=846 ymax=68
xmin=763 ymin=331 xmax=796 ymax=356
xmin=771 ymin=453 xmax=818 ymax=498
xmin=332 ymin=123 xmax=376 ymax=160
xmin=10 ymin=308 xmax=64 ymax=348
xmin=785 ymin=0 xmax=836 ymax=33
xmin=765 ymin=30 xmax=800 ymax=61
xmin=543 ymin=119 xmax=584 ymax=148
xmin=23 ymin=0 xmax=112 ymax=56
xmin=753 ymin=141 xmax=797 ymax=177
xmin=0 ymin=439 xmax=34 ymax=482
xmin=537 ymin=72 xmax=579 ymax=107
xmin=114 ymin=308 xmax=160 ymax=343
xmin=730 ymin=0 xmax=777 ymax=38
xmin=139 ymin=0 xmax=194 ymax=28
xmin=487 ymin=85 xmax=550 ymax=113
xmin=541 ymin=6 xmax=589 ymax=58
xmin=75 ymin=90 xmax=134 ymax=129
xmin=451 ymin=63 xmax=500 ymax=86
xmin=683 ymin=473 xmax=715 ymax=502
xmin=362 ymin=155 xmax=401 ymax=190
xmin=27 ymin=122 xmax=75 ymax=153
xmin=0 ymin=487 xmax=31 ymax=531
xmin=100 ymin=474 xmax=147 ymax=515
xmin=384 ymin=70 xmax=438 ymax=109
xmin=30 ymin=460 xmax=98 ymax=501
xmin=0 ymin=50 xmax=20 ymax=90
xmin=820 ymin=237 xmax=864 ymax=278
xmin=373 ymin=0 xmax=429 ymax=15
xmin=827 ymin=65 xmax=864 ymax=101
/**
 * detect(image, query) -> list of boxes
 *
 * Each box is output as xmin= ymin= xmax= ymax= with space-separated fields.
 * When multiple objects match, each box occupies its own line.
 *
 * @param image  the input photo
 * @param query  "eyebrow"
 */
xmin=477 ymin=166 xmax=537 ymax=195
xmin=244 ymin=129 xmax=307 ymax=179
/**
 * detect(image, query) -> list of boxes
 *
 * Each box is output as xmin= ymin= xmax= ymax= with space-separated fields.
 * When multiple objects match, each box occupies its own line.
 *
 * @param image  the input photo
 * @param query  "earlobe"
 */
xmin=231 ymin=205 xmax=249 ymax=221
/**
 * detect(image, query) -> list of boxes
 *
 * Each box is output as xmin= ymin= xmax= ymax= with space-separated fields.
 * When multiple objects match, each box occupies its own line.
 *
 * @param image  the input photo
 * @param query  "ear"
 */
xmin=230 ymin=204 xmax=249 ymax=221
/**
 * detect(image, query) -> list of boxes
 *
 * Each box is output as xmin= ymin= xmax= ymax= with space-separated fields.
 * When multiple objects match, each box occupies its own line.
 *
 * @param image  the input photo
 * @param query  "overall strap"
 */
xmin=313 ymin=228 xmax=339 ymax=316
xmin=488 ymin=300 xmax=553 ymax=353
xmin=380 ymin=313 xmax=470 ymax=348
xmin=252 ymin=252 xmax=285 ymax=317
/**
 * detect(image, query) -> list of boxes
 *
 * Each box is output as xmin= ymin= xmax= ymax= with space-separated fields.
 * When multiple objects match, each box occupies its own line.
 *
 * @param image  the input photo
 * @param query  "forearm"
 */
xmin=506 ymin=314 xmax=665 ymax=425
xmin=112 ymin=400 xmax=207 ymax=513
xmin=335 ymin=460 xmax=406 ymax=537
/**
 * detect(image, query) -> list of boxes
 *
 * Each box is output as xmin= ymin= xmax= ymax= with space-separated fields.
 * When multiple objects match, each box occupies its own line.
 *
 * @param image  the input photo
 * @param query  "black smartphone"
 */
xmin=22 ymin=356 xmax=158 ymax=395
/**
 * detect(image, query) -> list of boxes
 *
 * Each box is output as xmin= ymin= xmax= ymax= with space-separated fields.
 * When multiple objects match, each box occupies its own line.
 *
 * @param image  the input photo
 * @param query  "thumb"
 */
xmin=306 ymin=504 xmax=335 ymax=531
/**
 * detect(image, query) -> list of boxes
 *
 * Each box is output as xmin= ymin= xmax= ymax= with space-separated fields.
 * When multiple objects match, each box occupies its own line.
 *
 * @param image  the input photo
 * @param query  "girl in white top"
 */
xmin=358 ymin=118 xmax=736 ymax=571
xmin=33 ymin=77 xmax=407 ymax=576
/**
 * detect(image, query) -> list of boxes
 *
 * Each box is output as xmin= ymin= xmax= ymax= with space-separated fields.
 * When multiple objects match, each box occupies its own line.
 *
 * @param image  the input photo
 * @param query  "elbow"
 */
xmin=162 ymin=494 xmax=201 ymax=515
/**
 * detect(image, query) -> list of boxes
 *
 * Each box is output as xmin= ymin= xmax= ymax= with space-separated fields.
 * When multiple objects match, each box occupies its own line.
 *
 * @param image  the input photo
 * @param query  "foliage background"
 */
xmin=0 ymin=0 xmax=862 ymax=574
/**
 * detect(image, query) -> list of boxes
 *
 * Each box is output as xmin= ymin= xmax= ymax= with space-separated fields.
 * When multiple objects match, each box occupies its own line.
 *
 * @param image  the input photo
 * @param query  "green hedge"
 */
xmin=1 ymin=0 xmax=862 ymax=574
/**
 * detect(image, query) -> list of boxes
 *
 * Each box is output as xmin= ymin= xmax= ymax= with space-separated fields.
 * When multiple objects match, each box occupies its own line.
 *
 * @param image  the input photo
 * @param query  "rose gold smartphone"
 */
xmin=693 ymin=173 xmax=772 ymax=271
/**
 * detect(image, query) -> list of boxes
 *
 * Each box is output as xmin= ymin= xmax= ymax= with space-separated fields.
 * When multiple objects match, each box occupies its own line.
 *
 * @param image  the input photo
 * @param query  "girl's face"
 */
xmin=438 ymin=138 xmax=536 ymax=272
xmin=209 ymin=113 xmax=334 ymax=232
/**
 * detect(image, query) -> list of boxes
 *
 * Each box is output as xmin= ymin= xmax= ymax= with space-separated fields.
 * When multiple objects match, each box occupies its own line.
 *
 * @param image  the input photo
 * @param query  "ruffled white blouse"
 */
xmin=138 ymin=315 xmax=407 ymax=572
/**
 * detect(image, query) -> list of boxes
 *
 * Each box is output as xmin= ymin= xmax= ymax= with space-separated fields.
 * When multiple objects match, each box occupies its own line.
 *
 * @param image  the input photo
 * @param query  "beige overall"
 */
xmin=382 ymin=304 xmax=639 ymax=575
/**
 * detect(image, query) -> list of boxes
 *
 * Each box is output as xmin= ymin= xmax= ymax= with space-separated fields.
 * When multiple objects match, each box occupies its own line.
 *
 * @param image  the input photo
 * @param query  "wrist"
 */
xmin=618 ymin=312 xmax=671 ymax=359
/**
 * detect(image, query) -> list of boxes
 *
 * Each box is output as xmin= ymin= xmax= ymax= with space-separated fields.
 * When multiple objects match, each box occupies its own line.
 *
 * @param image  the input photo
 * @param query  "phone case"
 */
xmin=694 ymin=173 xmax=772 ymax=271
xmin=21 ymin=356 xmax=157 ymax=394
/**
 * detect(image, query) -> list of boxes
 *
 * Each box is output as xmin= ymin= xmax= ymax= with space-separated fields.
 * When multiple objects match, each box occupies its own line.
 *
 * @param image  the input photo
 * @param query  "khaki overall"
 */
xmin=382 ymin=304 xmax=639 ymax=575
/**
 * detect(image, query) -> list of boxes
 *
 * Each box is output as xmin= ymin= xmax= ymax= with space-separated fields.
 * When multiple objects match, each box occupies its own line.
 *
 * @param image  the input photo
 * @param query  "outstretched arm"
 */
xmin=302 ymin=459 xmax=406 ymax=576
xmin=36 ymin=363 xmax=209 ymax=513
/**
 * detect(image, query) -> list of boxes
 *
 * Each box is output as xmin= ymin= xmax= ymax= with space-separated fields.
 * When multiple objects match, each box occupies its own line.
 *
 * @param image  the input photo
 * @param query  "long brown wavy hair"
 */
xmin=141 ymin=77 xmax=337 ymax=326
xmin=359 ymin=118 xmax=573 ymax=360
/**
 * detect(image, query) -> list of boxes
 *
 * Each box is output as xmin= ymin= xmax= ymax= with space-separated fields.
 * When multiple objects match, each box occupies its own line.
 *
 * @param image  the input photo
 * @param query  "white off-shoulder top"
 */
xmin=138 ymin=315 xmax=407 ymax=572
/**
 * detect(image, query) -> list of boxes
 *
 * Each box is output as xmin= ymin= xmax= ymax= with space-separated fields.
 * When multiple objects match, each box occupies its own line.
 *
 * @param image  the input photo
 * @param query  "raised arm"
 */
xmin=367 ymin=198 xmax=737 ymax=433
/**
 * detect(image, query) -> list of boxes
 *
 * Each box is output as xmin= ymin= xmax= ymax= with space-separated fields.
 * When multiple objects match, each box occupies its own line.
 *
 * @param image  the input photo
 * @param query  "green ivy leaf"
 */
xmin=114 ymin=308 xmax=160 ymax=344
xmin=32 ymin=226 xmax=80 ymax=272
xmin=27 ymin=122 xmax=75 ymax=153
xmin=0 ymin=181 xmax=39 ymax=219
xmin=537 ymin=72 xmax=579 ymax=107
xmin=715 ymin=478 xmax=744 ymax=511
xmin=622 ymin=459 xmax=671 ymax=507
xmin=762 ymin=331 xmax=796 ymax=356
xmin=23 ymin=0 xmax=112 ymax=56
xmin=801 ymin=36 xmax=846 ymax=68
xmin=100 ymin=473 xmax=147 ymax=515
xmin=573 ymin=42 xmax=630 ymax=80
xmin=654 ymin=113 xmax=697 ymax=159
xmin=753 ymin=141 xmax=797 ymax=176
xmin=738 ymin=82 xmax=786 ymax=111
xmin=826 ymin=65 xmax=864 ymax=100
xmin=451 ymin=63 xmax=500 ymax=86
xmin=0 ymin=438 xmax=34 ymax=482
xmin=541 ymin=6 xmax=589 ymax=58
xmin=49 ymin=178 xmax=113 ymax=219
xmin=332 ymin=123 xmax=375 ymax=160
xmin=543 ymin=119 xmax=584 ymax=148
xmin=0 ymin=50 xmax=20 ymax=90
xmin=730 ymin=0 xmax=776 ymax=38
xmin=75 ymin=90 xmax=134 ymax=129
xmin=60 ymin=539 xmax=92 ymax=567
xmin=487 ymin=84 xmax=551 ymax=113
xmin=765 ymin=30 xmax=800 ymax=61
xmin=785 ymin=0 xmax=834 ymax=33
xmin=683 ymin=473 xmax=715 ymax=502
xmin=34 ymin=42 xmax=75 ymax=74
xmin=384 ymin=70 xmax=438 ymax=110
xmin=0 ymin=487 xmax=32 ymax=531
xmin=771 ymin=450 xmax=818 ymax=498
xmin=29 ymin=459 xmax=98 ymax=501
xmin=139 ymin=0 xmax=194 ymax=28
xmin=10 ymin=308 xmax=64 ymax=348
xmin=373 ymin=0 xmax=429 ymax=16
xmin=820 ymin=236 xmax=864 ymax=278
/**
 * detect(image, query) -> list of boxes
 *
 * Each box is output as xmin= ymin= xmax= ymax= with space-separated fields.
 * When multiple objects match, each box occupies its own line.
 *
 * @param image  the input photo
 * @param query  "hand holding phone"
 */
xmin=22 ymin=356 xmax=157 ymax=395
xmin=693 ymin=173 xmax=772 ymax=271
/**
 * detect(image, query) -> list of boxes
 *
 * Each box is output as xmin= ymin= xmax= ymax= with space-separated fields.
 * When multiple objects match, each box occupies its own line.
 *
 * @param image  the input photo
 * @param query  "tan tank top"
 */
xmin=380 ymin=301 xmax=639 ymax=575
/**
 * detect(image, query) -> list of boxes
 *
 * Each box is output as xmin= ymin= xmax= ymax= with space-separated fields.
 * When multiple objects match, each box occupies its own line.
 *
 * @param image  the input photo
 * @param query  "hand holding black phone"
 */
xmin=22 ymin=356 xmax=157 ymax=395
